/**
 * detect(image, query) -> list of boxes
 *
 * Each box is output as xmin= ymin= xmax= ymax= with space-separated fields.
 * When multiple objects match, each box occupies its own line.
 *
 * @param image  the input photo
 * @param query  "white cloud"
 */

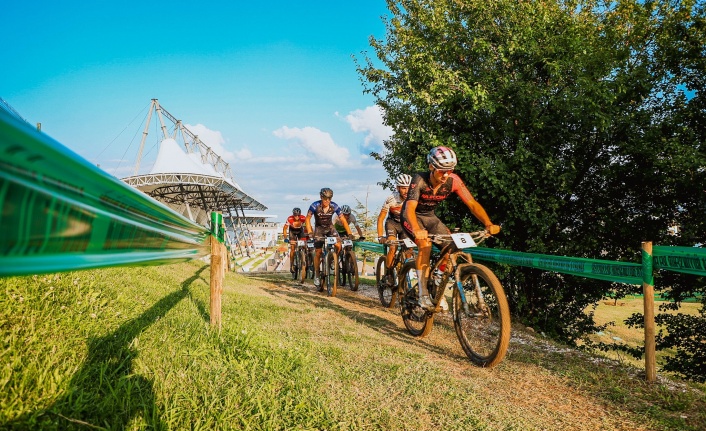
xmin=344 ymin=105 xmax=393 ymax=150
xmin=185 ymin=123 xmax=235 ymax=162
xmin=273 ymin=126 xmax=351 ymax=167
xmin=235 ymin=148 xmax=253 ymax=159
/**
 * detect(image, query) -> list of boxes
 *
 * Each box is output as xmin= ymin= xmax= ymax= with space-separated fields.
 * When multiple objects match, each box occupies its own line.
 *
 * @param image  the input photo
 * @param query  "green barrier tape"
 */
xmin=653 ymin=245 xmax=706 ymax=277
xmin=0 ymin=109 xmax=210 ymax=276
xmin=642 ymin=246 xmax=654 ymax=286
xmin=354 ymin=241 xmax=642 ymax=285
xmin=464 ymin=248 xmax=643 ymax=285
xmin=355 ymin=241 xmax=385 ymax=255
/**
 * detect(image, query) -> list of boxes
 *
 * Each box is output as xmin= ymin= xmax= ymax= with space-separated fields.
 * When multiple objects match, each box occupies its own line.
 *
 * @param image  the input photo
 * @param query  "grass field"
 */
xmin=587 ymin=296 xmax=702 ymax=370
xmin=1 ymin=261 xmax=705 ymax=430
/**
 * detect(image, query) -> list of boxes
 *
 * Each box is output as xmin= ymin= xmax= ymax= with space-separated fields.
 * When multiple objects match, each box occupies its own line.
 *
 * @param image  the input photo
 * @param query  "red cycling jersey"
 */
xmin=285 ymin=215 xmax=306 ymax=230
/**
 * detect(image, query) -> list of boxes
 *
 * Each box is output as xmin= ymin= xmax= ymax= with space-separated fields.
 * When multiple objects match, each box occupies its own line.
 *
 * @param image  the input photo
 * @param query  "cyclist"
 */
xmin=401 ymin=146 xmax=501 ymax=310
xmin=376 ymin=173 xmax=413 ymax=283
xmin=332 ymin=205 xmax=365 ymax=240
xmin=283 ymin=207 xmax=307 ymax=273
xmin=305 ymin=188 xmax=352 ymax=289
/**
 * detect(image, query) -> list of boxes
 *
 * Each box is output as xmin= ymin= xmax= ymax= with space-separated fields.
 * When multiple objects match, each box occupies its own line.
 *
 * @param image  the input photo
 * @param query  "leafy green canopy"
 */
xmin=357 ymin=0 xmax=706 ymax=380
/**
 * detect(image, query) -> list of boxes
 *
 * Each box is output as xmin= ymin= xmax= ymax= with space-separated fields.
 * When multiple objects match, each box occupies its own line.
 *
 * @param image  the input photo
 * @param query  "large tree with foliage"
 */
xmin=357 ymin=0 xmax=706 ymax=378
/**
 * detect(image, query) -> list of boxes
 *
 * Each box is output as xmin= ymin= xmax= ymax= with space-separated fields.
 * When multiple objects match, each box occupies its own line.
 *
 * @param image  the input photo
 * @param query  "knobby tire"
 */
xmin=452 ymin=263 xmax=510 ymax=367
xmin=326 ymin=251 xmax=338 ymax=297
xmin=399 ymin=261 xmax=434 ymax=337
xmin=347 ymin=250 xmax=359 ymax=291
xmin=376 ymin=256 xmax=395 ymax=308
xmin=298 ymin=249 xmax=307 ymax=283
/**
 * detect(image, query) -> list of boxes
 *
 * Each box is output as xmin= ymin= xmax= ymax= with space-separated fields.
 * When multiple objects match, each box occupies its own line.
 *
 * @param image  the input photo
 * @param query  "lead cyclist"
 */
xmin=401 ymin=146 xmax=501 ymax=310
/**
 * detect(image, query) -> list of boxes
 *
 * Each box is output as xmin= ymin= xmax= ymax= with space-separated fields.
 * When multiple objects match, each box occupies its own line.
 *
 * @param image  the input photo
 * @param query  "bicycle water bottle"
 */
xmin=407 ymin=269 xmax=418 ymax=291
xmin=432 ymin=268 xmax=444 ymax=288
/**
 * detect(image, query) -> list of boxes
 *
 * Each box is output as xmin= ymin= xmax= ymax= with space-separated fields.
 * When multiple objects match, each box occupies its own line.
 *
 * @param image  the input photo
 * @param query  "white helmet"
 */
xmin=427 ymin=146 xmax=457 ymax=170
xmin=395 ymin=173 xmax=412 ymax=187
xmin=341 ymin=204 xmax=352 ymax=215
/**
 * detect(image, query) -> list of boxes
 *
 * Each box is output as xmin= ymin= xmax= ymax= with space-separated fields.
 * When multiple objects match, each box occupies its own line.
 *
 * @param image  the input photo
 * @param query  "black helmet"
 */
xmin=341 ymin=204 xmax=352 ymax=215
xmin=320 ymin=187 xmax=333 ymax=199
xmin=292 ymin=207 xmax=301 ymax=216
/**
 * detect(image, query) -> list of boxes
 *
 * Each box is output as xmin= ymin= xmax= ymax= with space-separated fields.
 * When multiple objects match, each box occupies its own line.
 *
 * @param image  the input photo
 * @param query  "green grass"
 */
xmin=1 ymin=262 xmax=705 ymax=430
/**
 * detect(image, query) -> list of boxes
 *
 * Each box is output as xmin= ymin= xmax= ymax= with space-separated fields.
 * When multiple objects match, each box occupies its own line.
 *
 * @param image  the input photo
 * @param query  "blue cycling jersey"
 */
xmin=307 ymin=200 xmax=341 ymax=228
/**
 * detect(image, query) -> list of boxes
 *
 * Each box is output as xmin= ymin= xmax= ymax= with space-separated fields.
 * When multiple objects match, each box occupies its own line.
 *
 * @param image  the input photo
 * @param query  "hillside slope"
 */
xmin=1 ymin=261 xmax=704 ymax=430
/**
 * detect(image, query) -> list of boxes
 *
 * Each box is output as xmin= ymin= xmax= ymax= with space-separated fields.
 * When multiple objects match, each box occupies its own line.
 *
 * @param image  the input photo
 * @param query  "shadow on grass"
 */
xmin=6 ymin=265 xmax=209 ymax=431
xmin=264 ymin=279 xmax=468 ymax=362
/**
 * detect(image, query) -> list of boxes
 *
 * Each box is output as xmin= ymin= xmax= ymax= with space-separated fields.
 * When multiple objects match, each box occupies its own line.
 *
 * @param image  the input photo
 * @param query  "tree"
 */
xmin=353 ymin=188 xmax=379 ymax=274
xmin=357 ymin=0 xmax=706 ymax=379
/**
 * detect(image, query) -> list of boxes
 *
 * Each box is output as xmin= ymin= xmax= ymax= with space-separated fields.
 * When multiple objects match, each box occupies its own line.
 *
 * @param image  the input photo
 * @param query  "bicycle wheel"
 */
xmin=337 ymin=254 xmax=347 ymax=287
xmin=306 ymin=251 xmax=315 ymax=279
xmin=298 ymin=249 xmax=307 ymax=283
xmin=347 ymin=250 xmax=359 ymax=291
xmin=316 ymin=254 xmax=325 ymax=292
xmin=326 ymin=251 xmax=338 ymax=297
xmin=375 ymin=256 xmax=391 ymax=307
xmin=399 ymin=261 xmax=434 ymax=337
xmin=292 ymin=249 xmax=300 ymax=280
xmin=453 ymin=263 xmax=511 ymax=367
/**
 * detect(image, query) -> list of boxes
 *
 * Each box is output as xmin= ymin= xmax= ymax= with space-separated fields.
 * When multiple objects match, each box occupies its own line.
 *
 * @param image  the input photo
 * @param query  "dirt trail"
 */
xmin=244 ymin=274 xmax=659 ymax=431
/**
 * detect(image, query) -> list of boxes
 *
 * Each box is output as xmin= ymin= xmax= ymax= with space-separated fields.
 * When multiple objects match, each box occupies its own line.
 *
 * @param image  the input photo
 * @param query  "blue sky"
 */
xmin=2 ymin=1 xmax=396 ymax=223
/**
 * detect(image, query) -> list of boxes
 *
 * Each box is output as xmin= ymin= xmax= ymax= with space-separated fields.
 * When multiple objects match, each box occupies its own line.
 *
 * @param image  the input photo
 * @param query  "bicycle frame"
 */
xmin=292 ymin=238 xmax=308 ymax=282
xmin=378 ymin=238 xmax=417 ymax=308
xmin=338 ymin=237 xmax=359 ymax=291
xmin=424 ymin=231 xmax=499 ymax=308
xmin=316 ymin=236 xmax=340 ymax=296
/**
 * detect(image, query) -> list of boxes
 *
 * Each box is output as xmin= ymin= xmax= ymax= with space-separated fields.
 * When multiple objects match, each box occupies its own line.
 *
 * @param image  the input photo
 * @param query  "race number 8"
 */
xmin=451 ymin=232 xmax=476 ymax=248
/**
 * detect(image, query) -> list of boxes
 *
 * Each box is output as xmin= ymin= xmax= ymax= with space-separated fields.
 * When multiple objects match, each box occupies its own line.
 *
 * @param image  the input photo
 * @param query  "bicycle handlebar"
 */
xmin=428 ymin=230 xmax=492 ymax=246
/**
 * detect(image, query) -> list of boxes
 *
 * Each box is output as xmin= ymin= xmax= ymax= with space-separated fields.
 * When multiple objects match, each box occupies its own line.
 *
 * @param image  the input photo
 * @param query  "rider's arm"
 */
xmin=455 ymin=182 xmax=501 ymax=234
xmin=404 ymin=200 xmax=427 ymax=240
xmin=376 ymin=208 xmax=387 ymax=238
xmin=339 ymin=216 xmax=352 ymax=236
xmin=355 ymin=223 xmax=364 ymax=238
xmin=305 ymin=212 xmax=314 ymax=235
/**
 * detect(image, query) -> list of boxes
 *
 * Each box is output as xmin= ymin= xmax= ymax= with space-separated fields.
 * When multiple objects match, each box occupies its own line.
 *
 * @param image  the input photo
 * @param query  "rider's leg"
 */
xmin=415 ymin=239 xmax=433 ymax=300
xmin=314 ymin=248 xmax=322 ymax=278
xmin=385 ymin=237 xmax=396 ymax=269
xmin=289 ymin=243 xmax=296 ymax=271
xmin=385 ymin=238 xmax=397 ymax=283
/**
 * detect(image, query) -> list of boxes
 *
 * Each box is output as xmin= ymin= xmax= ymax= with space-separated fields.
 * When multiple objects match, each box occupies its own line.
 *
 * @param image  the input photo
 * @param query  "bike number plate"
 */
xmin=342 ymin=239 xmax=353 ymax=247
xmin=297 ymin=240 xmax=306 ymax=247
xmin=326 ymin=237 xmax=337 ymax=245
xmin=403 ymin=238 xmax=417 ymax=248
xmin=451 ymin=232 xmax=476 ymax=248
xmin=307 ymin=241 xmax=315 ymax=248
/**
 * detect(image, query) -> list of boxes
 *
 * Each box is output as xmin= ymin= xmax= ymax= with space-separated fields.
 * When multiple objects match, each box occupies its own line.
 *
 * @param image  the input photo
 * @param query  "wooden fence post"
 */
xmin=642 ymin=241 xmax=656 ymax=382
xmin=210 ymin=212 xmax=223 ymax=329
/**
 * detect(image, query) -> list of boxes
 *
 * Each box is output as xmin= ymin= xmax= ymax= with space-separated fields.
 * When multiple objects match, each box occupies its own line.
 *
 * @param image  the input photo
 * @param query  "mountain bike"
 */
xmin=397 ymin=230 xmax=510 ymax=367
xmin=376 ymin=238 xmax=416 ymax=308
xmin=314 ymin=236 xmax=339 ymax=296
xmin=337 ymin=236 xmax=359 ymax=291
xmin=291 ymin=238 xmax=308 ymax=283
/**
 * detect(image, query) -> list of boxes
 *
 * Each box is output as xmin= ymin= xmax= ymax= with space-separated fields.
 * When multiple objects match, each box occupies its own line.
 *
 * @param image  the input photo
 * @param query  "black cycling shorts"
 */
xmin=313 ymin=225 xmax=339 ymax=249
xmin=288 ymin=228 xmax=307 ymax=242
xmin=401 ymin=212 xmax=450 ymax=240
xmin=384 ymin=218 xmax=410 ymax=240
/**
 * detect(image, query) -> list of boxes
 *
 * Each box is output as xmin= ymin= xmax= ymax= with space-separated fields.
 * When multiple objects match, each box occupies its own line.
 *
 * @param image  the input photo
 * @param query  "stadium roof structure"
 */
xmin=121 ymin=100 xmax=267 ymax=254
